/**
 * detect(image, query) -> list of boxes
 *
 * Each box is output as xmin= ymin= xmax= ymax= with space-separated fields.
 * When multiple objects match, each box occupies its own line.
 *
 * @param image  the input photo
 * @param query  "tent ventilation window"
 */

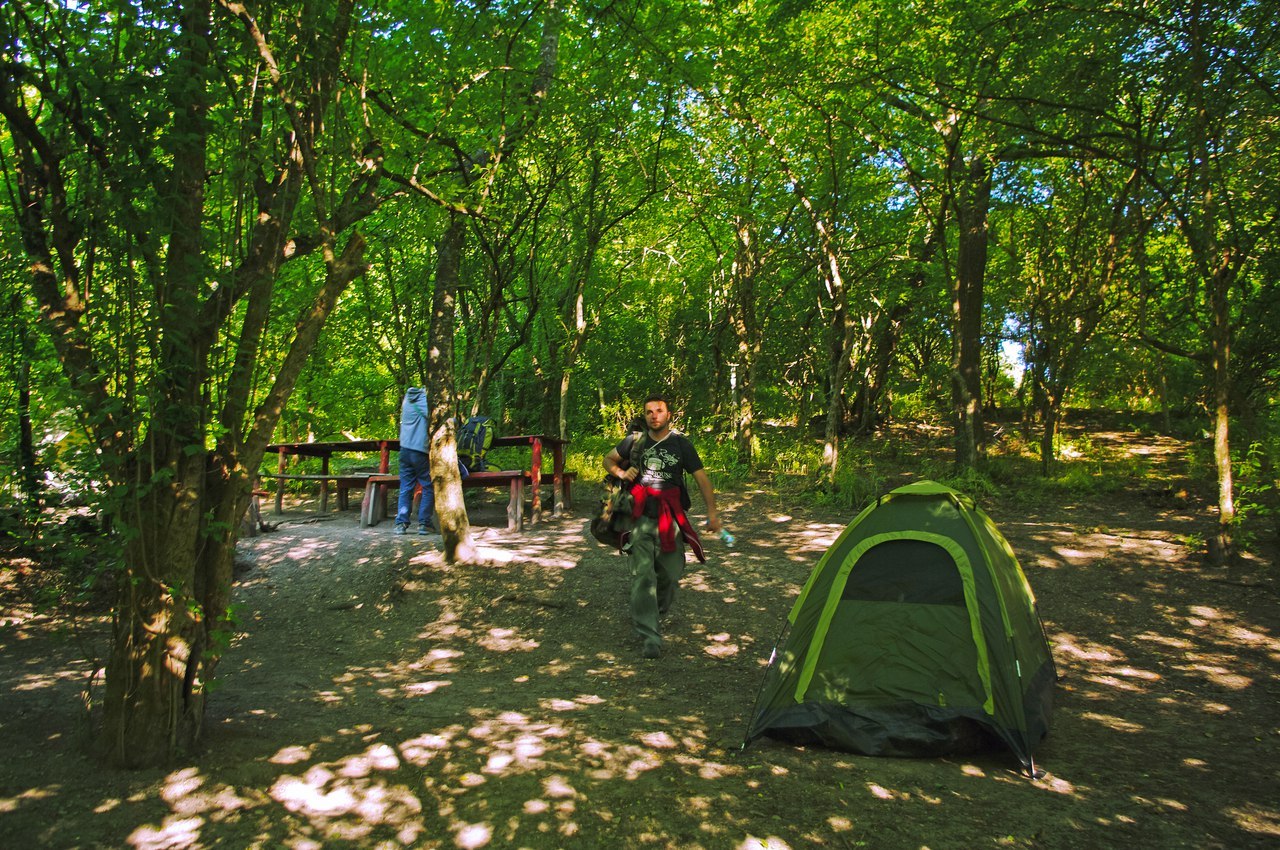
xmin=840 ymin=539 xmax=966 ymax=606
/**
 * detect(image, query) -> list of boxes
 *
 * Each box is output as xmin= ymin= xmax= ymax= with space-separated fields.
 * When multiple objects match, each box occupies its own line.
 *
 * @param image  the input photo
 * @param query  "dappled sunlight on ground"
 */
xmin=701 ymin=631 xmax=741 ymax=659
xmin=3 ymin=478 xmax=1278 ymax=848
xmin=129 ymin=694 xmax=758 ymax=847
xmin=1226 ymin=803 xmax=1280 ymax=840
xmin=10 ymin=665 xmax=93 ymax=693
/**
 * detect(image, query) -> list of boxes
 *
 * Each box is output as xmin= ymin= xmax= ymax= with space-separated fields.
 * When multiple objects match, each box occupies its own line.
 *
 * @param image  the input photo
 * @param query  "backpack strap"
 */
xmin=628 ymin=430 xmax=648 ymax=474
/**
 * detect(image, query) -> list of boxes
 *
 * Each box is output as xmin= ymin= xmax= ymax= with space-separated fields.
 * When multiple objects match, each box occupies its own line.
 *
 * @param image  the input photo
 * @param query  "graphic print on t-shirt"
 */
xmin=637 ymin=439 xmax=683 ymax=490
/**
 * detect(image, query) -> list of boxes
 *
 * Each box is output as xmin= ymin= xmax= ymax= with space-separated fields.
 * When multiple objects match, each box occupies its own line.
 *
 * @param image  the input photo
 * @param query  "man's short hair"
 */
xmin=643 ymin=393 xmax=672 ymax=409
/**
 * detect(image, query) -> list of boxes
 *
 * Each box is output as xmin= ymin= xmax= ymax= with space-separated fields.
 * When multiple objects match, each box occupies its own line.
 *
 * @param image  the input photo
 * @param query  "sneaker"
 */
xmin=642 ymin=638 xmax=662 ymax=659
xmin=419 ymin=521 xmax=435 ymax=535
xmin=395 ymin=523 xmax=409 ymax=535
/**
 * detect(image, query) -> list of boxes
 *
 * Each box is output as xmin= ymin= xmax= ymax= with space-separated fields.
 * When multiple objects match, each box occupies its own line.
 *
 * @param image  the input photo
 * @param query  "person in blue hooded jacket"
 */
xmin=396 ymin=387 xmax=436 ymax=535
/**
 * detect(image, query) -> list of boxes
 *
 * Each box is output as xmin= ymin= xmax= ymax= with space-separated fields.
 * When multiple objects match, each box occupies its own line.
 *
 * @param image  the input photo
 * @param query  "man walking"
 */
xmin=603 ymin=394 xmax=721 ymax=659
xmin=396 ymin=387 xmax=436 ymax=535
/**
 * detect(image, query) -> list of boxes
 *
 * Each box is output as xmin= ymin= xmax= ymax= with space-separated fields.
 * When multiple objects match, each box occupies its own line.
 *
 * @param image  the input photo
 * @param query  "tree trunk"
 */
xmin=429 ymin=215 xmax=480 ymax=563
xmin=1209 ymin=266 xmax=1235 ymax=564
xmin=2 ymin=0 xmax=374 ymax=767
xmin=422 ymin=0 xmax=561 ymax=546
xmin=824 ymin=298 xmax=856 ymax=477
xmin=557 ymin=156 xmax=603 ymax=443
xmin=1186 ymin=5 xmax=1236 ymax=566
xmin=1038 ymin=384 xmax=1061 ymax=478
xmin=101 ymin=453 xmax=207 ymax=765
xmin=737 ymin=359 xmax=760 ymax=468
xmin=557 ymin=267 xmax=592 ymax=442
xmin=99 ymin=0 xmax=214 ymax=766
xmin=950 ymin=155 xmax=991 ymax=469
xmin=13 ymin=297 xmax=41 ymax=517
xmin=729 ymin=215 xmax=762 ymax=468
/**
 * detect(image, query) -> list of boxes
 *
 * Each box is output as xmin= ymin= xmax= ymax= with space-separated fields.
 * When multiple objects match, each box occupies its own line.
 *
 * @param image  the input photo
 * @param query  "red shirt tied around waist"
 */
xmin=603 ymin=395 xmax=720 ymax=660
xmin=629 ymin=485 xmax=706 ymax=563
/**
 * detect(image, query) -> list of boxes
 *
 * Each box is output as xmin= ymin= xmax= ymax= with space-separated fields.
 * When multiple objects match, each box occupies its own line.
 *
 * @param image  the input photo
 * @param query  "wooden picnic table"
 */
xmin=489 ymin=434 xmax=571 ymax=522
xmin=265 ymin=433 xmax=573 ymax=526
xmin=263 ymin=439 xmax=393 ymax=514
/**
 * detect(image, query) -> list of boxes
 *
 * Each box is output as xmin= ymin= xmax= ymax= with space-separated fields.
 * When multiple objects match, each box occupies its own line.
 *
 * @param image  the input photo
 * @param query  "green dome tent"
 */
xmin=745 ymin=481 xmax=1057 ymax=774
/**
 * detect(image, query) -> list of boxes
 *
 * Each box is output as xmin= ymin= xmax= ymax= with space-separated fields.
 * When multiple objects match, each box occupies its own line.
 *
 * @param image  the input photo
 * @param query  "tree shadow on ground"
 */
xmin=1 ymin=476 xmax=1277 ymax=849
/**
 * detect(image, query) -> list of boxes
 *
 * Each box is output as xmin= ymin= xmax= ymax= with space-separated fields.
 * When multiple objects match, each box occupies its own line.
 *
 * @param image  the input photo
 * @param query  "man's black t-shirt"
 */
xmin=615 ymin=431 xmax=703 ymax=492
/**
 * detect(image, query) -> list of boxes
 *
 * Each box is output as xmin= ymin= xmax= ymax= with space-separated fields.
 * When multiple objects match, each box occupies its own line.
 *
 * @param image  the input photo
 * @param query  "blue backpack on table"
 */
xmin=458 ymin=416 xmax=494 ymax=471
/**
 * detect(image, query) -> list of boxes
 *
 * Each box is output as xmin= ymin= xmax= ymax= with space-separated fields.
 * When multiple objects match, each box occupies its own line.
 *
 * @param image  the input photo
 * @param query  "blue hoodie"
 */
xmin=399 ymin=388 xmax=430 ymax=452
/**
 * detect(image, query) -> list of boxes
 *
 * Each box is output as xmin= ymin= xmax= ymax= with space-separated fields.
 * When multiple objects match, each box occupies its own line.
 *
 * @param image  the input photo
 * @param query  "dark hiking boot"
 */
xmin=642 ymin=638 xmax=662 ymax=659
xmin=395 ymin=523 xmax=409 ymax=535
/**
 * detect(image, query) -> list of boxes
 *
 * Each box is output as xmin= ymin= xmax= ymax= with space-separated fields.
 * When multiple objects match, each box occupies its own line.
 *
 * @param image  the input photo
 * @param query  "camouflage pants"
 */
xmin=628 ymin=514 xmax=685 ymax=643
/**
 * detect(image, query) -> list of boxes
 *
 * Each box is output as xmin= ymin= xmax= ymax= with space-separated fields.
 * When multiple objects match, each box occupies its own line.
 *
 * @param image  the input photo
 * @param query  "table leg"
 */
xmin=507 ymin=476 xmax=525 ymax=531
xmin=361 ymin=480 xmax=376 ymax=527
xmin=552 ymin=445 xmax=566 ymax=517
xmin=529 ymin=437 xmax=544 ymax=524
xmin=320 ymin=456 xmax=331 ymax=513
xmin=275 ymin=447 xmax=286 ymax=514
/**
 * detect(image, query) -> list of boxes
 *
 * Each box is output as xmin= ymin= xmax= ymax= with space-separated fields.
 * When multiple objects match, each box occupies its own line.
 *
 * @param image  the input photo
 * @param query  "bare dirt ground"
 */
xmin=2 ymin=430 xmax=1279 ymax=849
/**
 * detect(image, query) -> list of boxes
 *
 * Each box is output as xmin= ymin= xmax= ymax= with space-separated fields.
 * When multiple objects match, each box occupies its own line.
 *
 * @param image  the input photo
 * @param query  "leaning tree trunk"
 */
xmin=428 ymin=215 xmax=480 ymax=564
xmin=421 ymin=1 xmax=561 ymax=560
xmin=737 ymin=107 xmax=852 ymax=479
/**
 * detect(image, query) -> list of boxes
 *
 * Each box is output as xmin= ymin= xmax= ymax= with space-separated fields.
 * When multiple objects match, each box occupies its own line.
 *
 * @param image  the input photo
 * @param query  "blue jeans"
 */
xmin=395 ymin=448 xmax=434 ymax=526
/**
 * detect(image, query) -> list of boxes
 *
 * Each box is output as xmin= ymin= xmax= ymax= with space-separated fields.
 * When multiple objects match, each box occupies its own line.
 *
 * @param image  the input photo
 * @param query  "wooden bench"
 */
xmin=241 ymin=487 xmax=272 ymax=537
xmin=362 ymin=471 xmax=524 ymax=530
xmin=266 ymin=473 xmax=374 ymax=514
xmin=361 ymin=470 xmax=578 ymax=531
